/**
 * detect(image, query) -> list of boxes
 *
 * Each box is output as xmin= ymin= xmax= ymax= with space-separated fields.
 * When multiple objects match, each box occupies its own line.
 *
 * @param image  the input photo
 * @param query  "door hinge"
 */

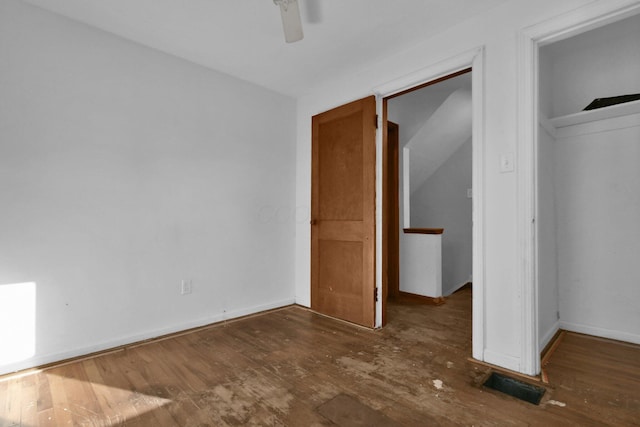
xmin=374 ymin=287 xmax=379 ymax=302
xmin=375 ymin=114 xmax=379 ymax=129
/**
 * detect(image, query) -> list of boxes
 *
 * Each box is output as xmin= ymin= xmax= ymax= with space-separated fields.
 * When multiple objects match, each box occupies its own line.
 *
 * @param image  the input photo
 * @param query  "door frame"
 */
xmin=373 ymin=47 xmax=486 ymax=361
xmin=516 ymin=0 xmax=640 ymax=376
xmin=382 ymin=121 xmax=400 ymax=327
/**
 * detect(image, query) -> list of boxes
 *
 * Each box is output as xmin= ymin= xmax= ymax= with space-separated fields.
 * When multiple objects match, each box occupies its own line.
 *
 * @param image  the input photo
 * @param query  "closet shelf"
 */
xmin=550 ymin=99 xmax=640 ymax=129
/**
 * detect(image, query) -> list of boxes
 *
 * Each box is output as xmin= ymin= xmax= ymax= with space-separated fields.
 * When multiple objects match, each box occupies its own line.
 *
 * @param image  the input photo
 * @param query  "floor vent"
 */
xmin=483 ymin=372 xmax=546 ymax=405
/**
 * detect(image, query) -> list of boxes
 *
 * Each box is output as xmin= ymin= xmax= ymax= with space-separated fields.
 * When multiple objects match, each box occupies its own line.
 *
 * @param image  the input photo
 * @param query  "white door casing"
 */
xmin=516 ymin=0 xmax=640 ymax=376
xmin=372 ymin=47 xmax=486 ymax=362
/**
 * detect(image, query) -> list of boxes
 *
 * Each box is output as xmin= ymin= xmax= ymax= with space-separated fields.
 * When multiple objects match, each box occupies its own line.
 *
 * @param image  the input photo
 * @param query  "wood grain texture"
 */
xmin=383 ymin=120 xmax=400 ymax=309
xmin=542 ymin=332 xmax=640 ymax=426
xmin=1 ymin=288 xmax=638 ymax=426
xmin=393 ymin=291 xmax=446 ymax=306
xmin=311 ymin=96 xmax=376 ymax=328
xmin=403 ymin=228 xmax=444 ymax=234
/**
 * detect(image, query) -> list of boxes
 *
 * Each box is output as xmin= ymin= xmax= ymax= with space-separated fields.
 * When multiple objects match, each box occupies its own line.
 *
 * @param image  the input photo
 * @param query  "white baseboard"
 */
xmin=444 ymin=280 xmax=470 ymax=296
xmin=483 ymin=350 xmax=521 ymax=373
xmin=560 ymin=321 xmax=640 ymax=345
xmin=539 ymin=320 xmax=560 ymax=352
xmin=0 ymin=297 xmax=295 ymax=377
xmin=295 ymin=295 xmax=310 ymax=308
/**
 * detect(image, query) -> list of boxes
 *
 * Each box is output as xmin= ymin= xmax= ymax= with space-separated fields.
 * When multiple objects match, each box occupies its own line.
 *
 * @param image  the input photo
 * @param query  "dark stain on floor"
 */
xmin=317 ymin=394 xmax=403 ymax=427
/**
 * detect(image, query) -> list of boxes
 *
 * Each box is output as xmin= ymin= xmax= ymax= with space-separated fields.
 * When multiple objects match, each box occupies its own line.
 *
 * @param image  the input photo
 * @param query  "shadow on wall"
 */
xmin=411 ymin=139 xmax=472 ymax=296
xmin=389 ymin=71 xmax=473 ymax=298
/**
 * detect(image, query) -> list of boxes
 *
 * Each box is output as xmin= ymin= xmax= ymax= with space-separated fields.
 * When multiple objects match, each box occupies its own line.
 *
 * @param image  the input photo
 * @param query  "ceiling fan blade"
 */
xmin=275 ymin=0 xmax=304 ymax=43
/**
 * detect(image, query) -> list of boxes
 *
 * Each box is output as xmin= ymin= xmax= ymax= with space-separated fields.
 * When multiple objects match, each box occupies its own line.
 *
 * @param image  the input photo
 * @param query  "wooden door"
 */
xmin=311 ymin=96 xmax=376 ymax=327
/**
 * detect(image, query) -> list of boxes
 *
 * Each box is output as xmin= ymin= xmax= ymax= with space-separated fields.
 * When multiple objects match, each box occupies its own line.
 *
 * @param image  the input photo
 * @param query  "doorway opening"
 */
xmin=308 ymin=48 xmax=485 ymax=361
xmin=380 ymin=67 xmax=477 ymax=355
xmin=375 ymin=48 xmax=485 ymax=362
xmin=384 ymin=68 xmax=472 ymax=316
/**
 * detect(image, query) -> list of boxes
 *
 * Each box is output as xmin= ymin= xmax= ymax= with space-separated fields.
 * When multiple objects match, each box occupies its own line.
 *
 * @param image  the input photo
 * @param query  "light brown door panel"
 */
xmin=311 ymin=96 xmax=376 ymax=328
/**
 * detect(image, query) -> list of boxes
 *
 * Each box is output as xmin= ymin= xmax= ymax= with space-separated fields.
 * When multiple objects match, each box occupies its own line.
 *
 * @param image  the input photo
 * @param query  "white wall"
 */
xmin=411 ymin=140 xmax=473 ymax=296
xmin=538 ymin=49 xmax=554 ymax=120
xmin=400 ymin=235 xmax=442 ymax=297
xmin=555 ymin=115 xmax=640 ymax=344
xmin=0 ymin=0 xmax=296 ymax=374
xmin=295 ymin=0 xmax=595 ymax=373
xmin=537 ymin=122 xmax=560 ymax=350
xmin=543 ymin=12 xmax=640 ymax=118
xmin=407 ymin=89 xmax=472 ymax=194
xmin=537 ymin=38 xmax=559 ymax=350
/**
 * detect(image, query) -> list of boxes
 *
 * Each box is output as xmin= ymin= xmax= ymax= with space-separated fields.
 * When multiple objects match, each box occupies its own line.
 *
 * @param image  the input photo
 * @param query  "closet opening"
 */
xmin=536 ymin=12 xmax=640 ymax=361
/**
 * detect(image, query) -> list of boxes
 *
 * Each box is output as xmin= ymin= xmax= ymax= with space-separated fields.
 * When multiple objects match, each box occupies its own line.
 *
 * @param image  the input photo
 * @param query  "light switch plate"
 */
xmin=500 ymin=152 xmax=514 ymax=173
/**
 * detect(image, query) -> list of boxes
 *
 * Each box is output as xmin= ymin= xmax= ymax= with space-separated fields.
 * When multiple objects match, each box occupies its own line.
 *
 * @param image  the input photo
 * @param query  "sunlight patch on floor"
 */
xmin=8 ymin=374 xmax=173 ymax=426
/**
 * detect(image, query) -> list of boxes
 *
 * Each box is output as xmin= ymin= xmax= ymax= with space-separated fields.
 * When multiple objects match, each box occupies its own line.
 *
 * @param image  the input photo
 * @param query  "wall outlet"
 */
xmin=181 ymin=280 xmax=192 ymax=295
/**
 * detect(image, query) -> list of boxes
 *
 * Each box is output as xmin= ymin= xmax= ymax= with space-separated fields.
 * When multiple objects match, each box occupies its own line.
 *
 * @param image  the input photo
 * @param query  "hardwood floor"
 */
xmin=1 ymin=288 xmax=639 ymax=426
xmin=542 ymin=331 xmax=640 ymax=426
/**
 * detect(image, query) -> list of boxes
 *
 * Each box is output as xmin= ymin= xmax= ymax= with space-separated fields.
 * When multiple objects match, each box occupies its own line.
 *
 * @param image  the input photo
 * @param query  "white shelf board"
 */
xmin=550 ymin=99 xmax=640 ymax=129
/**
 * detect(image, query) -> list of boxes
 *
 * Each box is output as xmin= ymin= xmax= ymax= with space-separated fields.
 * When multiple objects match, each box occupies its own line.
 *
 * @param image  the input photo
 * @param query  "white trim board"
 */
xmin=551 ymin=99 xmax=640 ymax=129
xmin=373 ymin=47 xmax=480 ymax=98
xmin=516 ymin=0 xmax=640 ymax=376
xmin=539 ymin=320 xmax=560 ymax=352
xmin=483 ymin=350 xmax=521 ymax=373
xmin=0 ymin=297 xmax=295 ymax=376
xmin=372 ymin=47 xmax=486 ymax=365
xmin=555 ymin=111 xmax=640 ymax=139
xmin=560 ymin=321 xmax=640 ymax=346
xmin=538 ymin=113 xmax=557 ymax=139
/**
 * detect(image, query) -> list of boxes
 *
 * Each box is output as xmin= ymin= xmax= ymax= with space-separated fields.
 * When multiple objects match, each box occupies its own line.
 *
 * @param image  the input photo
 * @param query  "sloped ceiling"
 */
xmin=18 ymin=0 xmax=508 ymax=97
xmin=408 ymin=88 xmax=472 ymax=194
xmin=387 ymin=72 xmax=472 ymax=194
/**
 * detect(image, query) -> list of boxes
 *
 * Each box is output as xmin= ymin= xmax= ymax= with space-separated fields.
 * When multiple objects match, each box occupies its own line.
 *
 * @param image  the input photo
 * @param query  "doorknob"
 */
xmin=310 ymin=219 xmax=318 ymax=225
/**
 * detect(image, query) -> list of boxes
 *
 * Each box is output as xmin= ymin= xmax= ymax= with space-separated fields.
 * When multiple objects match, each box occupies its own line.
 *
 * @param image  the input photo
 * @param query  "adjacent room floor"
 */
xmin=1 ymin=287 xmax=638 ymax=426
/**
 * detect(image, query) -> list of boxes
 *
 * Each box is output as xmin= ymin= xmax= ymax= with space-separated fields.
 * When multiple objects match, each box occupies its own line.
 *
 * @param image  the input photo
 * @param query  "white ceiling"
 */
xmin=20 ymin=0 xmax=507 ymax=97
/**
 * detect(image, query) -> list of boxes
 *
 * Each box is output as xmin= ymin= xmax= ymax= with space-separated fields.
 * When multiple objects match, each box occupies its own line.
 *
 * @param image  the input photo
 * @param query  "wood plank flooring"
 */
xmin=1 ymin=287 xmax=639 ymax=426
xmin=542 ymin=331 xmax=640 ymax=426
